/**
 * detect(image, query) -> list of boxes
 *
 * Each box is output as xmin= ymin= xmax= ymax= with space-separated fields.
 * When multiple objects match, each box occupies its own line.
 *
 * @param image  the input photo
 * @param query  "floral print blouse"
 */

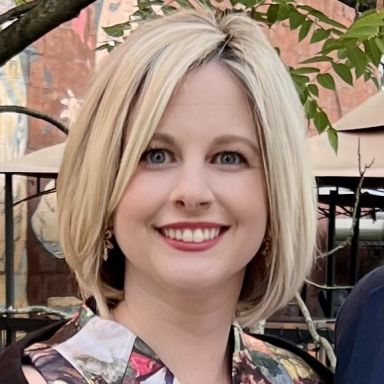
xmin=24 ymin=304 xmax=324 ymax=384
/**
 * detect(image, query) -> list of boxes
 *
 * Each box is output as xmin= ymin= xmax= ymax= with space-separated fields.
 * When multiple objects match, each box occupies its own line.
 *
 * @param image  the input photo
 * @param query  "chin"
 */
xmin=156 ymin=263 xmax=240 ymax=296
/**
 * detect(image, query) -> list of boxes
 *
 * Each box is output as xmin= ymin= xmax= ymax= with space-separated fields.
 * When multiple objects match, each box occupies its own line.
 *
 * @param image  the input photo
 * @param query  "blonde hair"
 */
xmin=58 ymin=9 xmax=316 ymax=324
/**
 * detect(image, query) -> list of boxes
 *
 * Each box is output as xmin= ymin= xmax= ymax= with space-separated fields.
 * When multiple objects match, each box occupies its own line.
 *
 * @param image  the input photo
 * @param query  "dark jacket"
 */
xmin=335 ymin=266 xmax=384 ymax=384
xmin=0 ymin=320 xmax=66 ymax=384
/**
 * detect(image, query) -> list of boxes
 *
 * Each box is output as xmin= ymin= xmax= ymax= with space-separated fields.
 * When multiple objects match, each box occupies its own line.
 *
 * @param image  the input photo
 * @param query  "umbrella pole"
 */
xmin=4 ymin=173 xmax=15 ymax=344
xmin=325 ymin=189 xmax=337 ymax=317
xmin=349 ymin=200 xmax=361 ymax=285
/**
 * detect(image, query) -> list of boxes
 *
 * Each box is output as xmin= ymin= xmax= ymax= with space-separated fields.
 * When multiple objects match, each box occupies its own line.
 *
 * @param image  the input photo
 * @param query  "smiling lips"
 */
xmin=156 ymin=222 xmax=229 ymax=252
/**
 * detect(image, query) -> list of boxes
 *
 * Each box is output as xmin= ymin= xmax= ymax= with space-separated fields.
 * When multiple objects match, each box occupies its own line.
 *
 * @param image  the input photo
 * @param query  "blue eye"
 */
xmin=213 ymin=151 xmax=248 ymax=166
xmin=141 ymin=148 xmax=172 ymax=165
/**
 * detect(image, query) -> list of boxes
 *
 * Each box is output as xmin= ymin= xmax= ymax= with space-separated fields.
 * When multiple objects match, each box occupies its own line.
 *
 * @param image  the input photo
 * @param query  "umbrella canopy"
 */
xmin=335 ymin=91 xmax=384 ymax=131
xmin=309 ymin=129 xmax=384 ymax=178
xmin=0 ymin=143 xmax=64 ymax=176
xmin=310 ymin=91 xmax=384 ymax=180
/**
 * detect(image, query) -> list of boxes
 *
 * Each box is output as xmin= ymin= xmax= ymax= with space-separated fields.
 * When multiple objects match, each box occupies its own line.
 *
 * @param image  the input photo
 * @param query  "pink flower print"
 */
xmin=129 ymin=351 xmax=161 ymax=377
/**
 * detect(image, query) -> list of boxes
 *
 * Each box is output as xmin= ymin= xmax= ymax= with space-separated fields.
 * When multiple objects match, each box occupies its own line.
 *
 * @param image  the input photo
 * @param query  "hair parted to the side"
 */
xmin=57 ymin=9 xmax=316 ymax=325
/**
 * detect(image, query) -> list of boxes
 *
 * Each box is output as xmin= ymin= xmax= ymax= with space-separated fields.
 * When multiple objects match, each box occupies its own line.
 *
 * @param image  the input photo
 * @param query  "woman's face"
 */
xmin=114 ymin=62 xmax=268 ymax=296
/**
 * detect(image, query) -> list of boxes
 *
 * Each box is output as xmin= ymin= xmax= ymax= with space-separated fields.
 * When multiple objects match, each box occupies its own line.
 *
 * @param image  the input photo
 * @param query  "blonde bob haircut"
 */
xmin=58 ymin=9 xmax=316 ymax=325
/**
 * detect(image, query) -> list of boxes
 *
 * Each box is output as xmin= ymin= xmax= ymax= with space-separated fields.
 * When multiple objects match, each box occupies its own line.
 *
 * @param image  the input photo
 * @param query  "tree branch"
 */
xmin=0 ymin=1 xmax=38 ymax=26
xmin=304 ymin=279 xmax=353 ymax=290
xmin=0 ymin=0 xmax=97 ymax=67
xmin=317 ymin=139 xmax=374 ymax=260
xmin=295 ymin=293 xmax=336 ymax=371
xmin=0 ymin=105 xmax=68 ymax=135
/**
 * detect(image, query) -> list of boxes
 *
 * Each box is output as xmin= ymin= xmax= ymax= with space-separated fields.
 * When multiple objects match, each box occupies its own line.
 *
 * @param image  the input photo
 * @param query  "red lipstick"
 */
xmin=156 ymin=222 xmax=229 ymax=252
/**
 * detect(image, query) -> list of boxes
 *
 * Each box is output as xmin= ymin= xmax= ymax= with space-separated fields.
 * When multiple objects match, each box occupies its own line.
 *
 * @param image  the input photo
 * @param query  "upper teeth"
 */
xmin=162 ymin=228 xmax=220 ymax=243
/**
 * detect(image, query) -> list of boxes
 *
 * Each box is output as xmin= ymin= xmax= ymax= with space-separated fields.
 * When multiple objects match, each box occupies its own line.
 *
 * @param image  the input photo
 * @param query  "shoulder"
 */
xmin=234 ymin=327 xmax=332 ymax=384
xmin=335 ymin=266 xmax=384 ymax=383
xmin=342 ymin=266 xmax=384 ymax=305
xmin=336 ymin=266 xmax=384 ymax=340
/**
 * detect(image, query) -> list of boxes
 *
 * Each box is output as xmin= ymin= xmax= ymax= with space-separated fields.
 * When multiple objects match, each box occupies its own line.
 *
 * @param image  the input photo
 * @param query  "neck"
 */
xmin=112 ymin=268 xmax=242 ymax=384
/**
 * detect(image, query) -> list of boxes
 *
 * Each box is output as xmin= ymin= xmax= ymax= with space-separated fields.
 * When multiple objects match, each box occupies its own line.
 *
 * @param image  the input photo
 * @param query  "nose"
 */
xmin=169 ymin=164 xmax=214 ymax=211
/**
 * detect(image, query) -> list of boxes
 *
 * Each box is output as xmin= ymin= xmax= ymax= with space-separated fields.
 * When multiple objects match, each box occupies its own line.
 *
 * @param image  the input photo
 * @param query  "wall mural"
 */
xmin=30 ymin=0 xmax=138 ymax=265
xmin=0 ymin=0 xmax=28 ymax=307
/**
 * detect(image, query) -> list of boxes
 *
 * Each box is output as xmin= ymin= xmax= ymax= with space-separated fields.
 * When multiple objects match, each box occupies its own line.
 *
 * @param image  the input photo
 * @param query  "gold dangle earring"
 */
xmin=103 ymin=228 xmax=114 ymax=261
xmin=259 ymin=231 xmax=271 ymax=257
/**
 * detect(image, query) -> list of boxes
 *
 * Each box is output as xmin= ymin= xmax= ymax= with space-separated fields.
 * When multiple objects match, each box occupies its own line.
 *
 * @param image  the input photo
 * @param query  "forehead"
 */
xmin=169 ymin=61 xmax=250 ymax=109
xmin=155 ymin=61 xmax=257 ymax=140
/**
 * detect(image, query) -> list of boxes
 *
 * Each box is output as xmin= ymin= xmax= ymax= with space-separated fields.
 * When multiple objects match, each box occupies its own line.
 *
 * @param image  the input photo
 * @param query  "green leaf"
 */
xmin=347 ymin=46 xmax=369 ymax=78
xmin=364 ymin=71 xmax=371 ymax=81
xmin=310 ymin=28 xmax=331 ymax=44
xmin=332 ymin=62 xmax=353 ymax=86
xmin=267 ymin=4 xmax=280 ymax=23
xmin=313 ymin=110 xmax=330 ymax=133
xmin=291 ymin=66 xmax=320 ymax=74
xmin=297 ymin=4 xmax=346 ymax=30
xmin=305 ymin=99 xmax=317 ymax=116
xmin=300 ymin=55 xmax=333 ymax=64
xmin=250 ymin=10 xmax=269 ymax=23
xmin=299 ymin=20 xmax=312 ymax=41
xmin=330 ymin=28 xmax=344 ymax=37
xmin=306 ymin=9 xmax=328 ymax=22
xmin=289 ymin=11 xmax=305 ymax=30
xmin=336 ymin=49 xmax=347 ymax=60
xmin=322 ymin=38 xmax=353 ymax=55
xmin=364 ymin=39 xmax=382 ymax=67
xmin=277 ymin=4 xmax=291 ymax=21
xmin=348 ymin=10 xmax=384 ymax=30
xmin=102 ymin=22 xmax=131 ymax=37
xmin=295 ymin=4 xmax=316 ymax=12
xmin=299 ymin=88 xmax=308 ymax=104
xmin=307 ymin=84 xmax=319 ymax=97
xmin=316 ymin=73 xmax=336 ymax=90
xmin=291 ymin=73 xmax=310 ymax=87
xmin=362 ymin=67 xmax=380 ymax=89
xmin=343 ymin=25 xmax=380 ymax=40
xmin=95 ymin=42 xmax=116 ymax=52
xmin=327 ymin=127 xmax=338 ymax=153
xmin=374 ymin=37 xmax=384 ymax=53
xmin=15 ymin=0 xmax=26 ymax=5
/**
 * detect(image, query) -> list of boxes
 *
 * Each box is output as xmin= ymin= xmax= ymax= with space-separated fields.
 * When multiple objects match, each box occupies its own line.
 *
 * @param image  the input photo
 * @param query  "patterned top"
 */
xmin=24 ymin=304 xmax=323 ymax=384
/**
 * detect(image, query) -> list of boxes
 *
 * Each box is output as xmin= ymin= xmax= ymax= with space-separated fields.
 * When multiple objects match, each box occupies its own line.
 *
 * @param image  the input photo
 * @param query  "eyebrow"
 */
xmin=150 ymin=133 xmax=176 ymax=145
xmin=213 ymin=134 xmax=260 ymax=153
xmin=150 ymin=133 xmax=260 ymax=153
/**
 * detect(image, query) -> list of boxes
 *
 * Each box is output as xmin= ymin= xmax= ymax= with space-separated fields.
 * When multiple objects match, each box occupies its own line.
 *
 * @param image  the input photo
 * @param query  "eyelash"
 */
xmin=140 ymin=147 xmax=250 ymax=167
xmin=140 ymin=147 xmax=175 ymax=167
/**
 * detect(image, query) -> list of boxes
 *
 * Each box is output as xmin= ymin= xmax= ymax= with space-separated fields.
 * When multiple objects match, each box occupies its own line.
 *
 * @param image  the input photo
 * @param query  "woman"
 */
xmin=1 ymin=9 xmax=326 ymax=384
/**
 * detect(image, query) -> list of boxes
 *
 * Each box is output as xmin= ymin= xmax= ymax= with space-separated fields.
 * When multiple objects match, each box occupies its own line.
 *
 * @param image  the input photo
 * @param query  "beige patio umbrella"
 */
xmin=334 ymin=91 xmax=384 ymax=131
xmin=309 ymin=91 xmax=384 ymax=178
xmin=309 ymin=130 xmax=384 ymax=178
xmin=0 ymin=142 xmax=64 ymax=175
xmin=0 ymin=143 xmax=65 ymax=309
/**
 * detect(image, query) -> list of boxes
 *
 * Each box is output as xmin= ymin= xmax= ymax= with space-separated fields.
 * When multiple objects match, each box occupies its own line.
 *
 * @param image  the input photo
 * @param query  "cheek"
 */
xmin=220 ymin=171 xmax=268 ymax=220
xmin=114 ymin=173 xmax=167 ymax=224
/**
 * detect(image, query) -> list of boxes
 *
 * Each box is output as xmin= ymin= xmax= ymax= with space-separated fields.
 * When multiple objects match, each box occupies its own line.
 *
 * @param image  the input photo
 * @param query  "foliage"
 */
xmin=100 ymin=0 xmax=384 ymax=152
